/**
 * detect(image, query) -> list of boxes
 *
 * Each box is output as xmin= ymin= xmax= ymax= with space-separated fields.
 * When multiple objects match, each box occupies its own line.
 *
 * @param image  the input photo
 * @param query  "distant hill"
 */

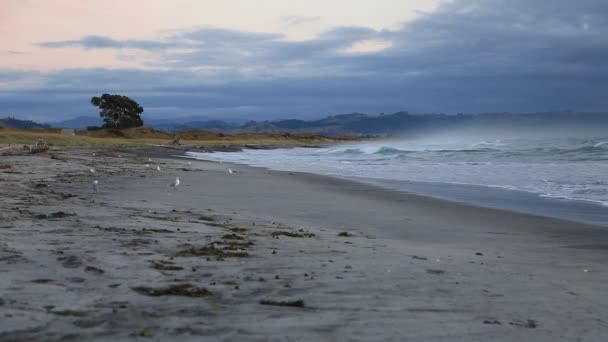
xmin=51 ymin=116 xmax=103 ymax=129
xmin=0 ymin=116 xmax=51 ymax=129
xmin=38 ymin=111 xmax=608 ymax=136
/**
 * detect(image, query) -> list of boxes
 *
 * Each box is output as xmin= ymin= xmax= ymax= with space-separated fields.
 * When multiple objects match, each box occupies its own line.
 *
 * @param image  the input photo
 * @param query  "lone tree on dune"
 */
xmin=91 ymin=94 xmax=144 ymax=129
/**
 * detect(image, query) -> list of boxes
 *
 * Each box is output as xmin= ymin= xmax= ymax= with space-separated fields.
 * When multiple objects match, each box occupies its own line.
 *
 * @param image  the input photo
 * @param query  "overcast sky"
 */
xmin=1 ymin=0 xmax=607 ymax=122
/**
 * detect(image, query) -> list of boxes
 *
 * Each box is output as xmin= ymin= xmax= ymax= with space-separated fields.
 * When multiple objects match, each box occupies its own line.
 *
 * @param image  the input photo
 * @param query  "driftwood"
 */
xmin=29 ymin=139 xmax=49 ymax=154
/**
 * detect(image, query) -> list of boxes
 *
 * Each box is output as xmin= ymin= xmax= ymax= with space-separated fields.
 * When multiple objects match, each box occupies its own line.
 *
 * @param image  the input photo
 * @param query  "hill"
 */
xmin=35 ymin=111 xmax=608 ymax=136
xmin=0 ymin=117 xmax=51 ymax=129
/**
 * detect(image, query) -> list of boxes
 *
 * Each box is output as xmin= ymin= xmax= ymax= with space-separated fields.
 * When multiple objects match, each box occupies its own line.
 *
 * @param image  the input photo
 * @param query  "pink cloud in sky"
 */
xmin=0 ymin=0 xmax=438 ymax=70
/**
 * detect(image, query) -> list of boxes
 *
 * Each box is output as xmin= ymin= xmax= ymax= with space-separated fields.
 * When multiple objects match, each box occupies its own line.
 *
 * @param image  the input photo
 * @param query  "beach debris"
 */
xmin=483 ymin=319 xmax=502 ymax=325
xmin=426 ymin=269 xmax=446 ymax=275
xmin=583 ymin=269 xmax=589 ymax=273
xmin=475 ymin=252 xmax=484 ymax=256
xmin=170 ymin=137 xmax=181 ymax=145
xmin=84 ymin=266 xmax=105 ymax=274
xmin=271 ymin=231 xmax=316 ymax=238
xmin=93 ymin=180 xmax=99 ymax=193
xmin=29 ymin=139 xmax=49 ymax=154
xmin=35 ymin=211 xmax=76 ymax=219
xmin=176 ymin=244 xmax=250 ymax=259
xmin=509 ymin=319 xmax=538 ymax=329
xmin=259 ymin=299 xmax=305 ymax=308
xmin=411 ymin=255 xmax=428 ymax=260
xmin=59 ymin=255 xmax=83 ymax=268
xmin=151 ymin=261 xmax=184 ymax=271
xmin=199 ymin=215 xmax=215 ymax=222
xmin=168 ymin=176 xmax=180 ymax=190
xmin=337 ymin=232 xmax=353 ymax=237
xmin=132 ymin=284 xmax=210 ymax=297
xmin=139 ymin=329 xmax=152 ymax=337
xmin=222 ymin=233 xmax=244 ymax=240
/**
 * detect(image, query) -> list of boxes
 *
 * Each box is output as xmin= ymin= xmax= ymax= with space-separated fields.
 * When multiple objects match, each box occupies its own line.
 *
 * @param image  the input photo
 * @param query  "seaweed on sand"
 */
xmin=132 ymin=284 xmax=210 ymax=297
xmin=259 ymin=299 xmax=305 ymax=308
xmin=271 ymin=231 xmax=316 ymax=238
xmin=176 ymin=244 xmax=249 ymax=259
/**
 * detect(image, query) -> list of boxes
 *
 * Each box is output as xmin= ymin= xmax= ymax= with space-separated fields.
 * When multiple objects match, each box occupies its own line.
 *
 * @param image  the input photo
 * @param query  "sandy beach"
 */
xmin=1 ymin=146 xmax=607 ymax=341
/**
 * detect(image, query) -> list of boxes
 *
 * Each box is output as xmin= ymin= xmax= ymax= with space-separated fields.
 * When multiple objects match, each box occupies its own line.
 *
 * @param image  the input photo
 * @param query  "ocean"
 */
xmin=188 ymin=132 xmax=608 ymax=226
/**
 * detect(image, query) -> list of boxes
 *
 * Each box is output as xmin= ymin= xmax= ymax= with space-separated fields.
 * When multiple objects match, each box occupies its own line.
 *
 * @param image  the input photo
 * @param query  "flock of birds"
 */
xmin=90 ymin=155 xmax=235 ymax=193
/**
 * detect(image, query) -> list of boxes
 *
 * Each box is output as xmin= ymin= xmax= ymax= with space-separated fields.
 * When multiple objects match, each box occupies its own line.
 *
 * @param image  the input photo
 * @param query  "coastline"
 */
xmin=1 ymin=146 xmax=607 ymax=341
xmin=186 ymin=147 xmax=608 ymax=227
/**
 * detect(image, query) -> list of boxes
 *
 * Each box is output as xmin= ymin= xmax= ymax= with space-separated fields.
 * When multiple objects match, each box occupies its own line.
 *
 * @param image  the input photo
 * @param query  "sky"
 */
xmin=1 ymin=0 xmax=607 ymax=123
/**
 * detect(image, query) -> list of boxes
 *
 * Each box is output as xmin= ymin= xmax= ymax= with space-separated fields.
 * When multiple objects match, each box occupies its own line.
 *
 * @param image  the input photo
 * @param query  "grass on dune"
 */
xmin=0 ymin=127 xmax=351 ymax=148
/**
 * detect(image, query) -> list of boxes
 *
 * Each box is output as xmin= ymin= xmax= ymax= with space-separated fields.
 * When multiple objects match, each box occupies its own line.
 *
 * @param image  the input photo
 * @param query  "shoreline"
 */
xmin=185 ymin=149 xmax=608 ymax=228
xmin=1 ymin=146 xmax=607 ymax=340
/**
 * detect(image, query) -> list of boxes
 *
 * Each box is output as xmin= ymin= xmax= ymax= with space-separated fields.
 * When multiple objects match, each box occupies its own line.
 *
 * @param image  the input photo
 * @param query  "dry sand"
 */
xmin=0 ymin=147 xmax=607 ymax=341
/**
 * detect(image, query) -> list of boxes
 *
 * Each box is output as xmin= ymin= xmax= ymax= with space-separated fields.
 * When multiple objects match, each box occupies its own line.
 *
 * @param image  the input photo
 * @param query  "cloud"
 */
xmin=280 ymin=15 xmax=322 ymax=26
xmin=10 ymin=0 xmax=608 ymax=122
xmin=38 ymin=35 xmax=175 ymax=50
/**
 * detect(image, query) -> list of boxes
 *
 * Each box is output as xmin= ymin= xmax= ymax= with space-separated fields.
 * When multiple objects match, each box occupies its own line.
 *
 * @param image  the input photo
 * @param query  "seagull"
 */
xmin=187 ymin=161 xmax=192 ymax=165
xmin=169 ymin=177 xmax=180 ymax=190
xmin=92 ymin=180 xmax=99 ymax=193
xmin=145 ymin=164 xmax=150 ymax=168
xmin=148 ymin=158 xmax=152 ymax=162
xmin=228 ymin=168 xmax=234 ymax=175
xmin=156 ymin=165 xmax=161 ymax=172
xmin=89 ymin=168 xmax=95 ymax=173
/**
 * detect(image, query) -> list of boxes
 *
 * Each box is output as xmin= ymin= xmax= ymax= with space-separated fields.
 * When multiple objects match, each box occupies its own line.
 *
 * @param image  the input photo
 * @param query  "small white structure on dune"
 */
xmin=60 ymin=128 xmax=75 ymax=136
xmin=92 ymin=180 xmax=99 ymax=193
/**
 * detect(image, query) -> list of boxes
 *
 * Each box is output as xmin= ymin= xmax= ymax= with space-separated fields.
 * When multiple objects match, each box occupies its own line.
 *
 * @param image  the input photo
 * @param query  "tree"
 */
xmin=91 ymin=94 xmax=144 ymax=129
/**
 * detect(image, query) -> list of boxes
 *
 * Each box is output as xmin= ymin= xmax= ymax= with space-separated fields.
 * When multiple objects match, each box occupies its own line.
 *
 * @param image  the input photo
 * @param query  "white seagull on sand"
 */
xmin=169 ymin=177 xmax=180 ymax=190
xmin=228 ymin=168 xmax=234 ymax=175
xmin=145 ymin=164 xmax=150 ymax=168
xmin=89 ymin=168 xmax=95 ymax=173
xmin=92 ymin=180 xmax=99 ymax=193
xmin=156 ymin=165 xmax=161 ymax=172
xmin=148 ymin=158 xmax=153 ymax=162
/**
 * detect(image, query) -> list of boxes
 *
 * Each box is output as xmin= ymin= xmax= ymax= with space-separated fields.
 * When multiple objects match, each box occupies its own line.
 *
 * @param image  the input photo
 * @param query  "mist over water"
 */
xmin=189 ymin=127 xmax=608 ymax=215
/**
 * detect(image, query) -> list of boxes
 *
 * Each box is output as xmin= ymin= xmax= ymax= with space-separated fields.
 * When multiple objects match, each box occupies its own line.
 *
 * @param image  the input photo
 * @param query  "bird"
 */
xmin=169 ymin=177 xmax=180 ymax=190
xmin=156 ymin=165 xmax=161 ymax=172
xmin=145 ymin=164 xmax=150 ymax=168
xmin=187 ymin=161 xmax=192 ymax=165
xmin=92 ymin=180 xmax=99 ymax=193
xmin=148 ymin=158 xmax=153 ymax=162
xmin=228 ymin=168 xmax=234 ymax=175
xmin=89 ymin=168 xmax=95 ymax=173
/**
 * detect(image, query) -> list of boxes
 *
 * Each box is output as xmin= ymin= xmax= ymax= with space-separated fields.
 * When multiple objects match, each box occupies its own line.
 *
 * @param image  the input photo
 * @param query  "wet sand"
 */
xmin=1 ymin=147 xmax=607 ymax=341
